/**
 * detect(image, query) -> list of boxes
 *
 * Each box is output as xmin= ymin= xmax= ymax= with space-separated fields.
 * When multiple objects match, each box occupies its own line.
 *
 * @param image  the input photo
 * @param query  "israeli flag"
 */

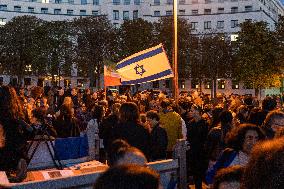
xmin=116 ymin=44 xmax=174 ymax=85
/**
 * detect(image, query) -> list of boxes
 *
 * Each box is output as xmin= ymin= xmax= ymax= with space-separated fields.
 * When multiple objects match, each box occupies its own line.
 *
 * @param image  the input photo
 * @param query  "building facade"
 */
xmin=0 ymin=0 xmax=283 ymax=96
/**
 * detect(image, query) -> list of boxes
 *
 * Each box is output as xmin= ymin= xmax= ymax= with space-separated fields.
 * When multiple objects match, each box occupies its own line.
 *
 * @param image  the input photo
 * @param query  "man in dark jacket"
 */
xmin=146 ymin=111 xmax=168 ymax=161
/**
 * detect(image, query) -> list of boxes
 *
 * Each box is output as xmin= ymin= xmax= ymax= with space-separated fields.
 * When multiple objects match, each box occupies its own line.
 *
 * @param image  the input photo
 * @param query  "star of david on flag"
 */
xmin=116 ymin=44 xmax=174 ymax=85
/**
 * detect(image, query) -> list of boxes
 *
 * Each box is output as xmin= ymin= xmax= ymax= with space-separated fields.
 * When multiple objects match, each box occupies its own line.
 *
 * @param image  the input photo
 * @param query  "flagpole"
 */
xmin=172 ymin=0 xmax=178 ymax=101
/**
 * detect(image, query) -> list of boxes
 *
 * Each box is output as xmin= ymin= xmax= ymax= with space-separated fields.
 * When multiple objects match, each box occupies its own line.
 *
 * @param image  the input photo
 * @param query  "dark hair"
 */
xmin=160 ymin=99 xmax=170 ymax=109
xmin=92 ymin=105 xmax=104 ymax=122
xmin=58 ymin=104 xmax=73 ymax=121
xmin=241 ymin=138 xmax=284 ymax=189
xmin=0 ymin=86 xmax=24 ymax=121
xmin=226 ymin=124 xmax=265 ymax=151
xmin=94 ymin=164 xmax=160 ymax=189
xmin=119 ymin=102 xmax=140 ymax=123
xmin=146 ymin=110 xmax=160 ymax=121
xmin=262 ymin=110 xmax=284 ymax=129
xmin=261 ymin=96 xmax=277 ymax=111
xmin=211 ymin=106 xmax=224 ymax=127
xmin=219 ymin=110 xmax=233 ymax=125
xmin=213 ymin=165 xmax=244 ymax=189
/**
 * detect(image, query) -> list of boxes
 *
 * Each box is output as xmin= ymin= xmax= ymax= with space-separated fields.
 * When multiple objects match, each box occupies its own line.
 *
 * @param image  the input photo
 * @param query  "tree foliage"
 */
xmin=73 ymin=16 xmax=118 ymax=87
xmin=235 ymin=21 xmax=282 ymax=95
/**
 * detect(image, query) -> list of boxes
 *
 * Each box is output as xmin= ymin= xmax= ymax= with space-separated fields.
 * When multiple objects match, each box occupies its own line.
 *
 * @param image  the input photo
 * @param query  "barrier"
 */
xmin=1 ymin=139 xmax=188 ymax=189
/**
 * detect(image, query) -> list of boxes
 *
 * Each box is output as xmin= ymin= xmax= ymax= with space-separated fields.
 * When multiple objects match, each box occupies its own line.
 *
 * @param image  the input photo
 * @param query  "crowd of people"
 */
xmin=0 ymin=84 xmax=283 ymax=189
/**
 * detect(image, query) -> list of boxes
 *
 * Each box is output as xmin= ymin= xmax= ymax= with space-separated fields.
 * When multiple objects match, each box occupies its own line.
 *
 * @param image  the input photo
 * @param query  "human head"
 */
xmin=261 ymin=96 xmax=277 ymax=112
xmin=219 ymin=111 xmax=233 ymax=125
xmin=111 ymin=103 xmax=121 ymax=116
xmin=160 ymin=99 xmax=171 ymax=110
xmin=0 ymin=86 xmax=24 ymax=121
xmin=119 ymin=102 xmax=140 ymax=123
xmin=108 ymin=140 xmax=147 ymax=167
xmin=241 ymin=137 xmax=284 ymax=189
xmin=263 ymin=110 xmax=284 ymax=135
xmin=94 ymin=164 xmax=160 ymax=189
xmin=63 ymin=96 xmax=73 ymax=107
xmin=146 ymin=110 xmax=160 ymax=128
xmin=213 ymin=165 xmax=244 ymax=189
xmin=92 ymin=105 xmax=105 ymax=121
xmin=226 ymin=124 xmax=265 ymax=153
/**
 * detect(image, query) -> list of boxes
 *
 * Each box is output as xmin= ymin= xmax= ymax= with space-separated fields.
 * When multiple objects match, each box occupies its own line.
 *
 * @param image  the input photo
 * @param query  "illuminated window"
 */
xmin=179 ymin=80 xmax=186 ymax=89
xmin=204 ymin=80 xmax=212 ymax=89
xmin=217 ymin=79 xmax=226 ymax=89
xmin=191 ymin=79 xmax=199 ymax=89
xmin=0 ymin=18 xmax=6 ymax=26
xmin=232 ymin=80 xmax=239 ymax=89
xmin=231 ymin=34 xmax=238 ymax=41
xmin=42 ymin=0 xmax=49 ymax=3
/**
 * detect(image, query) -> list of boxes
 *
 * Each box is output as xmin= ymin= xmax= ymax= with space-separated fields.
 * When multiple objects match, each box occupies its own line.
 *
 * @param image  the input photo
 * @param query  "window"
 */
xmin=217 ymin=79 xmax=225 ymax=89
xmin=28 ymin=7 xmax=35 ymax=13
xmin=24 ymin=78 xmax=31 ymax=86
xmin=0 ymin=5 xmax=7 ymax=11
xmin=232 ymin=80 xmax=239 ymax=89
xmin=231 ymin=0 xmax=238 ymax=1
xmin=218 ymin=0 xmax=225 ymax=2
xmin=152 ymin=81 xmax=159 ymax=88
xmin=179 ymin=0 xmax=185 ymax=4
xmin=217 ymin=21 xmax=224 ymax=29
xmin=166 ymin=10 xmax=172 ymax=16
xmin=41 ymin=8 xmax=48 ymax=13
xmin=81 ymin=0 xmax=87 ymax=4
xmin=204 ymin=80 xmax=212 ymax=89
xmin=68 ymin=0 xmax=74 ymax=4
xmin=231 ymin=20 xmax=238 ymax=28
xmin=245 ymin=18 xmax=252 ymax=22
xmin=93 ymin=0 xmax=99 ymax=5
xmin=113 ymin=10 xmax=119 ymax=20
xmin=165 ymin=79 xmax=170 ymax=88
xmin=14 ymin=6 xmax=21 ymax=12
xmin=167 ymin=0 xmax=173 ymax=4
xmin=54 ymin=9 xmax=61 ymax=14
xmin=204 ymin=21 xmax=211 ymax=29
xmin=192 ymin=9 xmax=198 ymax=15
xmin=191 ymin=80 xmax=199 ymax=89
xmin=245 ymin=6 xmax=252 ymax=12
xmin=218 ymin=8 xmax=224 ymax=13
xmin=179 ymin=80 xmax=185 ymax=89
xmin=154 ymin=11 xmax=160 ymax=16
xmin=80 ymin=10 xmax=86 ymax=15
xmin=154 ymin=0 xmax=160 ymax=5
xmin=114 ymin=23 xmax=119 ymax=28
xmin=0 ymin=18 xmax=6 ymax=26
xmin=205 ymin=0 xmax=211 ymax=3
xmin=204 ymin=9 xmax=211 ymax=14
xmin=67 ymin=9 xmax=74 ymax=15
xmin=124 ymin=0 xmax=130 ymax=5
xmin=179 ymin=9 xmax=185 ymax=15
xmin=190 ymin=22 xmax=198 ymax=30
xmin=231 ymin=7 xmax=238 ymax=13
xmin=123 ymin=11 xmax=129 ymax=20
xmin=42 ymin=0 xmax=49 ymax=3
xmin=29 ymin=0 xmax=38 ymax=2
xmin=92 ymin=10 xmax=98 ymax=15
xmin=133 ymin=10 xmax=138 ymax=19
xmin=192 ymin=0 xmax=198 ymax=3
xmin=231 ymin=34 xmax=238 ymax=41
xmin=55 ymin=0 xmax=62 ymax=3
xmin=113 ymin=0 xmax=120 ymax=5
xmin=134 ymin=0 xmax=140 ymax=5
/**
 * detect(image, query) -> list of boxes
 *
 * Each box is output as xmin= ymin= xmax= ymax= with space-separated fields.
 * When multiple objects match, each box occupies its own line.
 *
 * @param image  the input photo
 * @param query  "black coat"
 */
xmin=150 ymin=125 xmax=168 ymax=161
xmin=113 ymin=121 xmax=151 ymax=159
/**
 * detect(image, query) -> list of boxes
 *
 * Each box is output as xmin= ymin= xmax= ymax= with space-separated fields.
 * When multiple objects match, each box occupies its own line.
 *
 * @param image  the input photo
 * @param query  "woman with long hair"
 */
xmin=0 ymin=86 xmax=33 ymax=182
xmin=112 ymin=102 xmax=150 ymax=159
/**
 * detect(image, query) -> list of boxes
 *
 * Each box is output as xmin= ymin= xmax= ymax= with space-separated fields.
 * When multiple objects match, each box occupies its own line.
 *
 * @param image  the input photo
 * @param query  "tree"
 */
xmin=190 ymin=34 xmax=233 ymax=97
xmin=154 ymin=17 xmax=192 ymax=79
xmin=235 ymin=21 xmax=281 ymax=97
xmin=118 ymin=18 xmax=155 ymax=59
xmin=32 ymin=20 xmax=74 ymax=85
xmin=73 ymin=16 xmax=118 ymax=88
xmin=0 ymin=16 xmax=43 ymax=85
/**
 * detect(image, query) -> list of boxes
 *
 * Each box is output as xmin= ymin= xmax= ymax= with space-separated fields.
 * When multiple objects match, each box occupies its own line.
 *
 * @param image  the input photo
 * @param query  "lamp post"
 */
xmin=172 ymin=0 xmax=178 ymax=101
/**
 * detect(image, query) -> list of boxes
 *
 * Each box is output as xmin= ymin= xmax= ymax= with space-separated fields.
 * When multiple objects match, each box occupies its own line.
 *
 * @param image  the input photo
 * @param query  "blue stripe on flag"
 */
xmin=116 ymin=47 xmax=163 ymax=69
xmin=121 ymin=69 xmax=173 ymax=85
